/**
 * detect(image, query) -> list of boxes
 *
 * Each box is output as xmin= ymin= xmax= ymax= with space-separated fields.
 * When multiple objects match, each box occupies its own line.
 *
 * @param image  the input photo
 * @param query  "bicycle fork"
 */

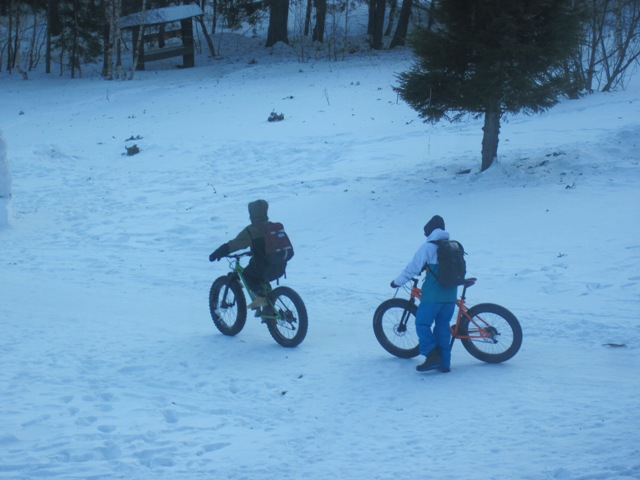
xmin=221 ymin=273 xmax=240 ymax=308
xmin=397 ymin=308 xmax=413 ymax=334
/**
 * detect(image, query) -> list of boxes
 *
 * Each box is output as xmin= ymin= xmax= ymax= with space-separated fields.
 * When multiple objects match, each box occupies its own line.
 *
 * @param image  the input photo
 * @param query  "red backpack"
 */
xmin=259 ymin=221 xmax=294 ymax=265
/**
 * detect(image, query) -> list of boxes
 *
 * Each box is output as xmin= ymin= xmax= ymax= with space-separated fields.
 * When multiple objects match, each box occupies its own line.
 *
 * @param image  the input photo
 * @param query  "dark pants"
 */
xmin=244 ymin=257 xmax=286 ymax=296
xmin=244 ymin=259 xmax=268 ymax=296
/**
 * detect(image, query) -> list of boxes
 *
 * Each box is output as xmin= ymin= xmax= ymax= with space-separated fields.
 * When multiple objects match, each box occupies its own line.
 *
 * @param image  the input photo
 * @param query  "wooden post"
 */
xmin=181 ymin=18 xmax=194 ymax=68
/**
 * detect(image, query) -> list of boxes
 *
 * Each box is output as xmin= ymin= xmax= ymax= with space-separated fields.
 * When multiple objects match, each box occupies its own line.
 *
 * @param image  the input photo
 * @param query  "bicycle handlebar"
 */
xmin=226 ymin=251 xmax=252 ymax=260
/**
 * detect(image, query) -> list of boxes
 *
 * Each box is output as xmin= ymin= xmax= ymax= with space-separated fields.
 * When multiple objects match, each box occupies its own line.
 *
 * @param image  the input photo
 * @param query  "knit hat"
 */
xmin=423 ymin=215 xmax=445 ymax=236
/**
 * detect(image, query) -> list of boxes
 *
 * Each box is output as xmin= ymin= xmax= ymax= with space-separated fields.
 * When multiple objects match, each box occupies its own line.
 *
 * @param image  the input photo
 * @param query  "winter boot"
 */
xmin=248 ymin=296 xmax=268 ymax=310
xmin=416 ymin=348 xmax=442 ymax=372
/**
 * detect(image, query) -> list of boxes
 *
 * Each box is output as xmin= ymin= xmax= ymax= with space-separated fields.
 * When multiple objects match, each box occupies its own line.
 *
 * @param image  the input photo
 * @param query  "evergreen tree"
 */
xmin=53 ymin=0 xmax=103 ymax=77
xmin=398 ymin=0 xmax=582 ymax=171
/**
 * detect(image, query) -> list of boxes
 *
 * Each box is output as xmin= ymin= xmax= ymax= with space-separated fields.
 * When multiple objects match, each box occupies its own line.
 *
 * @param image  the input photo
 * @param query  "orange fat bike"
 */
xmin=373 ymin=277 xmax=522 ymax=363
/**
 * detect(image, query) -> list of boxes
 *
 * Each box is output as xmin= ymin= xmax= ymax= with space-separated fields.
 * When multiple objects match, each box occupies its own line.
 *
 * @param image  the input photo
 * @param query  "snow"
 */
xmin=0 ymin=129 xmax=10 ymax=227
xmin=119 ymin=4 xmax=204 ymax=29
xmin=1 ymin=33 xmax=640 ymax=480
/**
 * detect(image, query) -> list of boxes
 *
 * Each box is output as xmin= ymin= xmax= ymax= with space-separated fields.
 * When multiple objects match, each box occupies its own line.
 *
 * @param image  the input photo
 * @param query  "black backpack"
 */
xmin=428 ymin=240 xmax=466 ymax=288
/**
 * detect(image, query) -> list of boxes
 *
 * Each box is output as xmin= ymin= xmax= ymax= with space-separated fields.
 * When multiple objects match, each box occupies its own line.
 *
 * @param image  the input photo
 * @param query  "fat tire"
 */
xmin=209 ymin=276 xmax=247 ymax=336
xmin=373 ymin=298 xmax=420 ymax=359
xmin=459 ymin=303 xmax=522 ymax=363
xmin=265 ymin=286 xmax=308 ymax=347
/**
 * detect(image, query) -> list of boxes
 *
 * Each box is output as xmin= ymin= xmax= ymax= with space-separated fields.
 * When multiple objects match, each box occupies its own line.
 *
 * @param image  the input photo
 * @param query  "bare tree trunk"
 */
xmin=103 ymin=0 xmax=114 ymax=78
xmin=45 ymin=0 xmax=54 ymax=73
xmin=266 ymin=0 xmax=289 ymax=47
xmin=614 ymin=0 xmax=624 ymax=59
xmin=390 ymin=0 xmax=411 ymax=48
xmin=211 ymin=0 xmax=217 ymax=34
xmin=129 ymin=0 xmax=147 ymax=79
xmin=70 ymin=0 xmax=79 ymax=78
xmin=312 ymin=0 xmax=326 ymax=42
xmin=574 ymin=0 xmax=640 ymax=92
xmin=481 ymin=110 xmax=501 ymax=172
xmin=197 ymin=15 xmax=215 ymax=57
xmin=28 ymin=0 xmax=37 ymax=70
xmin=384 ymin=0 xmax=397 ymax=36
xmin=342 ymin=0 xmax=349 ymax=59
xmin=601 ymin=0 xmax=640 ymax=91
xmin=367 ymin=0 xmax=375 ymax=35
xmin=371 ymin=0 xmax=385 ymax=49
xmin=58 ymin=23 xmax=64 ymax=75
xmin=6 ymin=0 xmax=11 ymax=71
xmin=45 ymin=19 xmax=51 ymax=73
xmin=11 ymin=0 xmax=21 ymax=71
xmin=7 ymin=0 xmax=16 ymax=72
xmin=582 ymin=0 xmax=604 ymax=92
xmin=304 ymin=0 xmax=312 ymax=36
xmin=426 ymin=0 xmax=435 ymax=30
xmin=114 ymin=0 xmax=122 ymax=78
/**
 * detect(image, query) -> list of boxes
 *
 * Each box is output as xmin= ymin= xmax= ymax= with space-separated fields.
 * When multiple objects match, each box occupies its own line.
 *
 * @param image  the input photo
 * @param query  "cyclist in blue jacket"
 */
xmin=391 ymin=215 xmax=458 ymax=372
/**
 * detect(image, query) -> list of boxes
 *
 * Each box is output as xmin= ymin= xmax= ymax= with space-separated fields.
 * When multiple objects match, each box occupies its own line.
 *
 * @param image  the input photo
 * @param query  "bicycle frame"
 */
xmin=222 ymin=252 xmax=276 ymax=318
xmin=224 ymin=253 xmax=256 ymax=300
xmin=405 ymin=277 xmax=498 ymax=345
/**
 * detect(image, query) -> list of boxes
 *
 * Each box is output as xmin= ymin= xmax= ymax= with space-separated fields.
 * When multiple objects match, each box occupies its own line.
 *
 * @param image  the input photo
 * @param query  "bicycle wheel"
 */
xmin=264 ymin=286 xmax=308 ymax=348
xmin=459 ymin=303 xmax=522 ymax=363
xmin=373 ymin=298 xmax=420 ymax=359
xmin=209 ymin=275 xmax=247 ymax=336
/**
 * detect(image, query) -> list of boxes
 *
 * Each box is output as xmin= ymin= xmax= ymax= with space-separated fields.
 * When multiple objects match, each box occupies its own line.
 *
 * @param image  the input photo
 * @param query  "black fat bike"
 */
xmin=209 ymin=252 xmax=308 ymax=347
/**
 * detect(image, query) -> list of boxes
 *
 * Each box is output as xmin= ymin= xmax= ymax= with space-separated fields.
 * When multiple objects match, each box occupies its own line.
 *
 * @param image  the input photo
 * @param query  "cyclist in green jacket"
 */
xmin=209 ymin=199 xmax=274 ymax=309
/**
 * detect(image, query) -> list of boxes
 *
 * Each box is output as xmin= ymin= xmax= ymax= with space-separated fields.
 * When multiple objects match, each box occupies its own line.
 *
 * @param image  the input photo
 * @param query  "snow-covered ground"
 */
xmin=1 ymin=33 xmax=639 ymax=480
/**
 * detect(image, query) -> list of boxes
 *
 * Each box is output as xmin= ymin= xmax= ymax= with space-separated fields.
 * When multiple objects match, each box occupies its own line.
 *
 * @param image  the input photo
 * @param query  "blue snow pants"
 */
xmin=415 ymin=302 xmax=455 ymax=368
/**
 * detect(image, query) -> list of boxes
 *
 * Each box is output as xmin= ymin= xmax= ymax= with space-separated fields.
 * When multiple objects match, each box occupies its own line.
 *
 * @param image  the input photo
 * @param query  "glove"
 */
xmin=209 ymin=244 xmax=230 ymax=262
xmin=390 ymin=281 xmax=399 ymax=288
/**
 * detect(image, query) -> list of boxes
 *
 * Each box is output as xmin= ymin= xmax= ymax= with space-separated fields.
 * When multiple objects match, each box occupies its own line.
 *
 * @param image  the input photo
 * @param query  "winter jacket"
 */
xmin=393 ymin=228 xmax=458 ymax=303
